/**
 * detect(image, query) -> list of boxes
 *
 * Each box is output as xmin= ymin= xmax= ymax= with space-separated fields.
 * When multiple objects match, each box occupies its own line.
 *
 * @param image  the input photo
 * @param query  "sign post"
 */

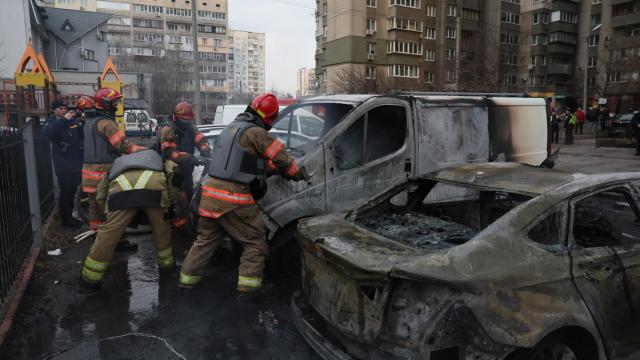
xmin=100 ymin=57 xmax=124 ymax=130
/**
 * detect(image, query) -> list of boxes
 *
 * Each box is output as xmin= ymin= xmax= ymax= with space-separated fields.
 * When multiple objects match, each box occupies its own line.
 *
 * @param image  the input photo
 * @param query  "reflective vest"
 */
xmin=106 ymin=151 xmax=167 ymax=210
xmin=83 ymin=114 xmax=120 ymax=165
xmin=208 ymin=113 xmax=266 ymax=186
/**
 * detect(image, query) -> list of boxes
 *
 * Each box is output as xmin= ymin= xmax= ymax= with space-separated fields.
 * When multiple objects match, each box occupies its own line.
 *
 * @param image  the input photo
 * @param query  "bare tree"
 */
xmin=333 ymin=65 xmax=393 ymax=94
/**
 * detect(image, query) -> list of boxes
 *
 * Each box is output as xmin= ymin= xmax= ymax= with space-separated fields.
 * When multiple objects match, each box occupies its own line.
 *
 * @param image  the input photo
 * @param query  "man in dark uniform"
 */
xmin=631 ymin=109 xmax=640 ymax=156
xmin=43 ymin=98 xmax=85 ymax=229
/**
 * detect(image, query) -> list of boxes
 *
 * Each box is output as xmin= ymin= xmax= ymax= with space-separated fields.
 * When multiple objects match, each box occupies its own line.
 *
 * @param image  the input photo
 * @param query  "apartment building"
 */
xmin=227 ymin=30 xmax=265 ymax=102
xmin=315 ymin=0 xmax=526 ymax=94
xmin=45 ymin=0 xmax=229 ymax=115
xmin=297 ymin=67 xmax=316 ymax=96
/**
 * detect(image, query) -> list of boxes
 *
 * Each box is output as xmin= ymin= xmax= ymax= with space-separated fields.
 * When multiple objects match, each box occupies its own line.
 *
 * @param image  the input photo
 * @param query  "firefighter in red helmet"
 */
xmin=81 ymin=87 xmax=145 ymax=251
xmin=157 ymin=101 xmax=211 ymax=230
xmin=179 ymin=93 xmax=307 ymax=293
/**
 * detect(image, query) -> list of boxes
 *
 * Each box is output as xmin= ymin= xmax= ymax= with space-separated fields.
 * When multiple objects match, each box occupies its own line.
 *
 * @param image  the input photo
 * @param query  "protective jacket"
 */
xmin=158 ymin=118 xmax=210 ymax=161
xmin=198 ymin=112 xmax=303 ymax=219
xmin=43 ymin=114 xmax=84 ymax=174
xmin=99 ymin=150 xmax=171 ymax=211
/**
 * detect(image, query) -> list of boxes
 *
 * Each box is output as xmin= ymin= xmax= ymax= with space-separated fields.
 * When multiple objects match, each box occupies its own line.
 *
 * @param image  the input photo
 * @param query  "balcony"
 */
xmin=547 ymin=63 xmax=573 ymax=75
xmin=611 ymin=0 xmax=633 ymax=5
xmin=611 ymin=12 xmax=640 ymax=28
xmin=548 ymin=43 xmax=575 ymax=55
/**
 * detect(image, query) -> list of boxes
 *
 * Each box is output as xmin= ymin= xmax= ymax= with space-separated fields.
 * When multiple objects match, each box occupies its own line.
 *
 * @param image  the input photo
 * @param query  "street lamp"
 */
xmin=584 ymin=24 xmax=602 ymax=111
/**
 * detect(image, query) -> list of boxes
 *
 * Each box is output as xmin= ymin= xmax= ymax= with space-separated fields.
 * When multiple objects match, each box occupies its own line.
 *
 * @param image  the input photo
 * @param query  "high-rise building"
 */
xmin=315 ymin=0 xmax=523 ymax=94
xmin=297 ymin=67 xmax=316 ymax=96
xmin=227 ymin=30 xmax=265 ymax=102
xmin=44 ymin=0 xmax=229 ymax=116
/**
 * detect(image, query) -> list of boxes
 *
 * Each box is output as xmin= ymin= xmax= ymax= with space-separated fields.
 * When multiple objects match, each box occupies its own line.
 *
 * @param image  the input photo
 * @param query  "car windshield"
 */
xmin=126 ymin=113 xmax=137 ymax=123
xmin=355 ymin=180 xmax=532 ymax=250
xmin=270 ymin=102 xmax=353 ymax=154
xmin=138 ymin=112 xmax=149 ymax=123
xmin=619 ymin=114 xmax=633 ymax=121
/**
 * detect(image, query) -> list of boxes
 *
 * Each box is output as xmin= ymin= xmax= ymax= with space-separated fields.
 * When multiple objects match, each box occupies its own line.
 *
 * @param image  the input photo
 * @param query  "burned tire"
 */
xmin=75 ymin=186 xmax=90 ymax=224
xmin=269 ymin=224 xmax=302 ymax=281
xmin=510 ymin=334 xmax=583 ymax=360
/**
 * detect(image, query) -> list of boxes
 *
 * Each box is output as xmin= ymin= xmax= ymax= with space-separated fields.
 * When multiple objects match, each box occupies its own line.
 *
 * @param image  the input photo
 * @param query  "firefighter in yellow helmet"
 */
xmin=179 ymin=93 xmax=307 ymax=293
xmin=80 ymin=150 xmax=180 ymax=288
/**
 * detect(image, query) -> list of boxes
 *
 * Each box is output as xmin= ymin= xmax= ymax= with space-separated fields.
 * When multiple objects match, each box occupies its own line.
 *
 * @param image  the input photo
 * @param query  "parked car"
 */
xmin=124 ymin=109 xmax=157 ymax=137
xmin=256 ymin=94 xmax=550 ymax=267
xmin=293 ymin=163 xmax=640 ymax=360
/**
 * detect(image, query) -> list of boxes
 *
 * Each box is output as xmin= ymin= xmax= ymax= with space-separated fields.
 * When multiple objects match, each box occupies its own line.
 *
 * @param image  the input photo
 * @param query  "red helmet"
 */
xmin=174 ymin=101 xmax=194 ymax=120
xmin=76 ymin=96 xmax=95 ymax=111
xmin=94 ymin=87 xmax=122 ymax=110
xmin=250 ymin=93 xmax=279 ymax=127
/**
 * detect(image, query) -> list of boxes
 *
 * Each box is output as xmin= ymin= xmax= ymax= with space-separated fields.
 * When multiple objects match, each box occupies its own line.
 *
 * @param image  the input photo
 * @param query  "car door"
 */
xmin=569 ymin=184 xmax=640 ymax=358
xmin=324 ymin=98 xmax=415 ymax=213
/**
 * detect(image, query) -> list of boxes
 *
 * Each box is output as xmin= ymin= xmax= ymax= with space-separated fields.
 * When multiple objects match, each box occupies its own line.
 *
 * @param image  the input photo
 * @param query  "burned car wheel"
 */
xmin=528 ymin=343 xmax=577 ymax=360
xmin=269 ymin=224 xmax=302 ymax=281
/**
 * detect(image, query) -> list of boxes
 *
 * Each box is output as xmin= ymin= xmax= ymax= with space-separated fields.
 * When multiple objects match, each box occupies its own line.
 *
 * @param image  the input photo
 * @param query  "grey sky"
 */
xmin=228 ymin=0 xmax=316 ymax=94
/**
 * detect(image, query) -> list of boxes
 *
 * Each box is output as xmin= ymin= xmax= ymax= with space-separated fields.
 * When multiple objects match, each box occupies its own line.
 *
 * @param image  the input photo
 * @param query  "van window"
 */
xmin=364 ymin=106 xmax=406 ymax=163
xmin=335 ymin=116 xmax=364 ymax=170
xmin=126 ymin=112 xmax=137 ymax=124
xmin=273 ymin=115 xmax=299 ymax=132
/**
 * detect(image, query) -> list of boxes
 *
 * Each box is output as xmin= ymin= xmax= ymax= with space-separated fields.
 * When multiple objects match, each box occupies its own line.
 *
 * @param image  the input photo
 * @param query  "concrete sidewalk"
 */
xmin=554 ymin=138 xmax=640 ymax=174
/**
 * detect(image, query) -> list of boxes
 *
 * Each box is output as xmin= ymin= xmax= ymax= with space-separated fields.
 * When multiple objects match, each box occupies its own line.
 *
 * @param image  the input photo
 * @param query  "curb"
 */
xmin=0 ymin=247 xmax=40 ymax=347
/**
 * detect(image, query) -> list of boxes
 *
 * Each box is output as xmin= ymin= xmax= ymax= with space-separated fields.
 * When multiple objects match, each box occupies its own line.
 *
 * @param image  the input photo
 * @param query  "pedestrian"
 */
xmin=575 ymin=107 xmax=585 ymax=135
xmin=80 ymin=150 xmax=180 ymax=288
xmin=599 ymin=106 xmax=609 ymax=131
xmin=587 ymin=106 xmax=598 ymax=133
xmin=43 ymin=98 xmax=86 ymax=229
xmin=179 ymin=93 xmax=308 ymax=293
xmin=631 ymin=109 xmax=640 ymax=156
xmin=551 ymin=111 xmax=560 ymax=144
xmin=157 ymin=101 xmax=211 ymax=230
xmin=564 ymin=109 xmax=576 ymax=145
xmin=81 ymin=87 xmax=145 ymax=251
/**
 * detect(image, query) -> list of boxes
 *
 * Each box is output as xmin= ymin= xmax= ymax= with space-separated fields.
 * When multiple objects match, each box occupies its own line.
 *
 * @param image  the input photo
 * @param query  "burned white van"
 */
xmin=259 ymin=94 xmax=550 ymax=265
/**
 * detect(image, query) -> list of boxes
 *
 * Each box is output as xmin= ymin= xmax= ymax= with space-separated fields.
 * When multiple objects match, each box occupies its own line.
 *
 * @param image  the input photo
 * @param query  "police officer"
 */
xmin=81 ymin=87 xmax=145 ymax=250
xmin=80 ymin=150 xmax=179 ymax=288
xmin=179 ymin=93 xmax=307 ymax=293
xmin=43 ymin=98 xmax=85 ymax=229
xmin=157 ymin=101 xmax=211 ymax=229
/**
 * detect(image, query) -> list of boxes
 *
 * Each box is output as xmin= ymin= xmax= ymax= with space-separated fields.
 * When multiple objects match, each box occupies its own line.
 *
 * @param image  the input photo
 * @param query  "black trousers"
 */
xmin=57 ymin=171 xmax=81 ymax=221
xmin=576 ymin=123 xmax=584 ymax=135
xmin=552 ymin=127 xmax=560 ymax=144
xmin=564 ymin=125 xmax=574 ymax=145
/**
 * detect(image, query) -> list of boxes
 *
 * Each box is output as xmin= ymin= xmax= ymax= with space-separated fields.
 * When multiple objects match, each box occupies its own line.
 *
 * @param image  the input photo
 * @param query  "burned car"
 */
xmin=293 ymin=163 xmax=640 ymax=360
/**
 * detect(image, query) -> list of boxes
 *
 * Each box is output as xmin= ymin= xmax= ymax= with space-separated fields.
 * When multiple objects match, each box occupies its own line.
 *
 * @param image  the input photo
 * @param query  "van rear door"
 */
xmin=324 ymin=97 xmax=415 ymax=213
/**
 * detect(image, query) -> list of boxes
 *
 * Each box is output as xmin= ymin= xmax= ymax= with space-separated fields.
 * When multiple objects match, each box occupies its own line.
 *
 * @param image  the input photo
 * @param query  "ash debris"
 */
xmin=357 ymin=211 xmax=477 ymax=249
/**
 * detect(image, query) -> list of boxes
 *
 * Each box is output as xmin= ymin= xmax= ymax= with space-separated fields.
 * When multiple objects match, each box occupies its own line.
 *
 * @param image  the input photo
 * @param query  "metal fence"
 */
xmin=0 ymin=126 xmax=33 ymax=304
xmin=0 ymin=119 xmax=53 ymax=305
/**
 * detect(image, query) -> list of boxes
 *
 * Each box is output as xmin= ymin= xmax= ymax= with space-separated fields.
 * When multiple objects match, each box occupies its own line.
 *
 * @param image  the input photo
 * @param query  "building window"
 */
xmin=606 ymin=72 xmax=622 ymax=82
xmin=132 ymin=18 xmax=164 ymax=29
xmin=388 ymin=64 xmax=419 ymax=78
xmin=387 ymin=41 xmax=423 ymax=55
xmin=462 ymin=9 xmax=479 ymax=21
xmin=389 ymin=0 xmax=421 ymax=9
xmin=367 ymin=18 xmax=377 ymax=31
xmin=550 ymin=10 xmax=577 ymax=24
xmin=588 ymin=34 xmax=599 ymax=47
xmin=108 ymin=16 xmax=131 ymax=26
xmin=425 ymin=49 xmax=435 ymax=61
xmin=529 ymin=76 xmax=544 ymax=86
xmin=448 ymin=4 xmax=457 ymax=17
xmin=367 ymin=42 xmax=376 ymax=55
xmin=446 ymin=27 xmax=456 ymax=39
xmin=503 ymin=0 xmax=520 ymax=3
xmin=446 ymin=48 xmax=456 ymax=60
xmin=549 ymin=31 xmax=577 ymax=44
xmin=388 ymin=17 xmax=423 ymax=32
xmin=502 ymin=54 xmax=517 ymax=65
xmin=500 ymin=32 xmax=519 ymax=45
xmin=530 ymin=55 xmax=546 ymax=66
xmin=425 ymin=27 xmax=436 ymax=39
xmin=445 ymin=70 xmax=456 ymax=82
xmin=108 ymin=47 xmax=120 ymax=55
xmin=426 ymin=5 xmax=436 ymax=17
xmin=133 ymin=4 xmax=163 ymax=13
xmin=367 ymin=0 xmax=377 ymax=7
xmin=532 ymin=12 xmax=549 ymax=25
xmin=365 ymin=66 xmax=376 ymax=79
xmin=58 ymin=0 xmax=73 ymax=4
xmin=166 ymin=7 xmax=192 ymax=16
xmin=531 ymin=34 xmax=547 ymax=45
xmin=591 ymin=14 xmax=601 ymax=27
xmin=588 ymin=56 xmax=597 ymax=67
xmin=502 ymin=73 xmax=517 ymax=85
xmin=424 ymin=71 xmax=434 ymax=83
xmin=592 ymin=0 xmax=602 ymax=4
xmin=501 ymin=11 xmax=520 ymax=25
xmin=198 ymin=11 xmax=226 ymax=20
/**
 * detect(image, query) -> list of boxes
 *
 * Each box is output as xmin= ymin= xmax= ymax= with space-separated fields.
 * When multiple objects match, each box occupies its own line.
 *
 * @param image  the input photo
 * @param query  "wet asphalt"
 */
xmin=0 ymin=234 xmax=318 ymax=360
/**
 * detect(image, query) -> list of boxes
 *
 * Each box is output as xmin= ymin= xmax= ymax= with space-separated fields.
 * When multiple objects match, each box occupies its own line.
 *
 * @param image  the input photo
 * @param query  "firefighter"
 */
xmin=157 ymin=101 xmax=211 ymax=230
xmin=179 ymin=93 xmax=307 ymax=293
xmin=80 ymin=150 xmax=180 ymax=288
xmin=81 ymin=87 xmax=145 ymax=251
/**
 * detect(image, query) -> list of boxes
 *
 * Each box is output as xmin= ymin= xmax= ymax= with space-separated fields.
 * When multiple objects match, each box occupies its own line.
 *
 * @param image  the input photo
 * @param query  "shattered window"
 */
xmin=364 ymin=106 xmax=406 ymax=163
xmin=335 ymin=116 xmax=364 ymax=170
xmin=573 ymin=188 xmax=640 ymax=248
xmin=529 ymin=211 xmax=563 ymax=246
